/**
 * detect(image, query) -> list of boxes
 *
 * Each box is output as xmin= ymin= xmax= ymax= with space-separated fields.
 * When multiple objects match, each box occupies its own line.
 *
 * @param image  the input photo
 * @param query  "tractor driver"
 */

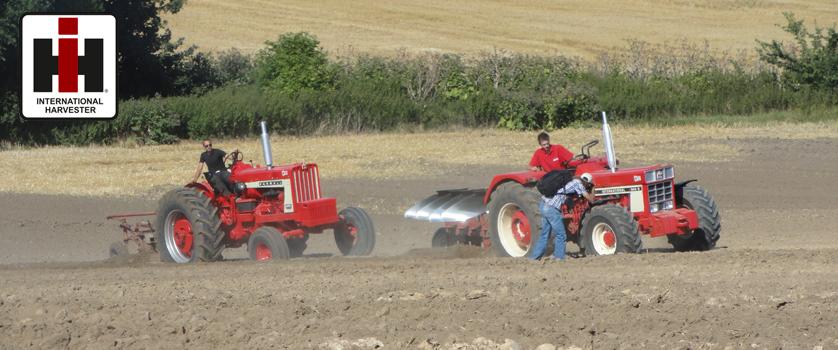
xmin=529 ymin=131 xmax=574 ymax=172
xmin=191 ymin=139 xmax=234 ymax=196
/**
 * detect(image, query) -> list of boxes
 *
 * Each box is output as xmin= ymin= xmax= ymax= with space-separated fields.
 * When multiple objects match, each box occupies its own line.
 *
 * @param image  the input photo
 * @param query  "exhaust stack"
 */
xmin=601 ymin=112 xmax=617 ymax=173
xmin=259 ymin=121 xmax=273 ymax=169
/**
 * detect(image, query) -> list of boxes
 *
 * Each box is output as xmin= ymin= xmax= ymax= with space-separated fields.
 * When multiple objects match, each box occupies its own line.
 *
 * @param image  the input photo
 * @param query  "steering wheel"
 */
xmin=561 ymin=153 xmax=589 ymax=168
xmin=572 ymin=153 xmax=589 ymax=161
xmin=224 ymin=150 xmax=243 ymax=168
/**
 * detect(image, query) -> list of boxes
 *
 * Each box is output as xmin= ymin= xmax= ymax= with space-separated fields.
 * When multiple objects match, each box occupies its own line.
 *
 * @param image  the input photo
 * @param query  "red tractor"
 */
xmin=405 ymin=113 xmax=720 ymax=257
xmin=114 ymin=121 xmax=375 ymax=263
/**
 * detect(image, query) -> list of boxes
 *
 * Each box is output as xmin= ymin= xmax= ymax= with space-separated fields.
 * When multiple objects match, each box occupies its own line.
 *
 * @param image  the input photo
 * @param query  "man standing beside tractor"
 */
xmin=529 ymin=131 xmax=574 ymax=172
xmin=530 ymin=173 xmax=596 ymax=261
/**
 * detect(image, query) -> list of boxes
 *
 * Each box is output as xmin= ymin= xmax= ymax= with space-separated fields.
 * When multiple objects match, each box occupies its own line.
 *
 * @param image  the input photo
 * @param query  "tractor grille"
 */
xmin=648 ymin=180 xmax=673 ymax=208
xmin=293 ymin=165 xmax=322 ymax=203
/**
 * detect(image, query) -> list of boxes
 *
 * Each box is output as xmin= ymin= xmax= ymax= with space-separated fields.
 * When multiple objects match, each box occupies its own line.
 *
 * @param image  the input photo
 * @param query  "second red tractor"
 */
xmin=405 ymin=113 xmax=721 ymax=257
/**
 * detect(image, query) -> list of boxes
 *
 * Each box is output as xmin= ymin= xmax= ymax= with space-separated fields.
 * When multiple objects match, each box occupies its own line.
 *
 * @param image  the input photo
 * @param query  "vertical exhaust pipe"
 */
xmin=259 ymin=121 xmax=273 ymax=169
xmin=601 ymin=112 xmax=617 ymax=173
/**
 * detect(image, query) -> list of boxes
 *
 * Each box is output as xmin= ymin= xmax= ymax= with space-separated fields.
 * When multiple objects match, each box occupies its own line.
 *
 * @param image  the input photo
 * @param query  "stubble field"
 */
xmin=164 ymin=0 xmax=838 ymax=58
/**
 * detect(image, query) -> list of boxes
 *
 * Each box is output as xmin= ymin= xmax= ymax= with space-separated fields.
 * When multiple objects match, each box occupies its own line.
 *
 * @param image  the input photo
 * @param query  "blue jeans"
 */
xmin=529 ymin=201 xmax=567 ymax=260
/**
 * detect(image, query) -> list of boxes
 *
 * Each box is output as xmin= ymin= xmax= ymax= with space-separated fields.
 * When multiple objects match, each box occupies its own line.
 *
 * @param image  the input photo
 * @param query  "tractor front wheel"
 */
xmin=487 ymin=182 xmax=541 ymax=257
xmin=155 ymin=188 xmax=224 ymax=263
xmin=669 ymin=184 xmax=721 ymax=251
xmin=581 ymin=204 xmax=642 ymax=256
xmin=335 ymin=207 xmax=375 ymax=256
xmin=248 ymin=226 xmax=290 ymax=261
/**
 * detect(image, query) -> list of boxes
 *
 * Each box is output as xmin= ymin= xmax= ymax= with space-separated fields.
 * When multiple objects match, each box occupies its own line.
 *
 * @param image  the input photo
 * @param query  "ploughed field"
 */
xmin=1 ymin=130 xmax=837 ymax=348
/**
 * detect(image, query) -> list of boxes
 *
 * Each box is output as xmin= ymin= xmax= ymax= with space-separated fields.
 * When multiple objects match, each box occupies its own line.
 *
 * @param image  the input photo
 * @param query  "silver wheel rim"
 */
xmin=497 ymin=203 xmax=529 ymax=257
xmin=592 ymin=222 xmax=617 ymax=255
xmin=164 ymin=210 xmax=191 ymax=263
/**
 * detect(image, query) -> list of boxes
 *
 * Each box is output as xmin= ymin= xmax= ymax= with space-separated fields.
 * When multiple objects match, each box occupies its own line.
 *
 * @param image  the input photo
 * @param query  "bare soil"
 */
xmin=1 ymin=137 xmax=837 ymax=349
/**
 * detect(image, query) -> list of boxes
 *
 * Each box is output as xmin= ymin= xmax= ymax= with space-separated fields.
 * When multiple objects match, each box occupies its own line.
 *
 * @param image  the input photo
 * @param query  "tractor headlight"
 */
xmin=663 ymin=200 xmax=674 ymax=210
xmin=650 ymin=203 xmax=660 ymax=213
xmin=234 ymin=182 xmax=247 ymax=195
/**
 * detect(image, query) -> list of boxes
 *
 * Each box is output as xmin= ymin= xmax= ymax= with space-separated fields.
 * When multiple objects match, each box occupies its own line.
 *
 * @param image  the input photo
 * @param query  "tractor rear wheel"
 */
xmin=669 ymin=184 xmax=721 ymax=251
xmin=431 ymin=228 xmax=456 ymax=248
xmin=156 ymin=188 xmax=224 ymax=263
xmin=248 ymin=226 xmax=290 ymax=261
xmin=581 ymin=204 xmax=643 ymax=256
xmin=335 ymin=207 xmax=375 ymax=256
xmin=487 ymin=182 xmax=541 ymax=257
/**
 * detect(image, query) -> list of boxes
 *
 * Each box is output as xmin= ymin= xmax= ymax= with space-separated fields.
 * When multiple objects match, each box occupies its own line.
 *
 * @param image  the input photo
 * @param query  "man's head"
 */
xmin=202 ymin=139 xmax=212 ymax=151
xmin=580 ymin=172 xmax=593 ymax=185
xmin=537 ymin=132 xmax=550 ymax=152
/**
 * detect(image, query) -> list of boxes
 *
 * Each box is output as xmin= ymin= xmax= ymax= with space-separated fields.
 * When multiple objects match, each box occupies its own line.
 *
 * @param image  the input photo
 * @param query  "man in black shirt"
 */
xmin=191 ymin=139 xmax=233 ymax=196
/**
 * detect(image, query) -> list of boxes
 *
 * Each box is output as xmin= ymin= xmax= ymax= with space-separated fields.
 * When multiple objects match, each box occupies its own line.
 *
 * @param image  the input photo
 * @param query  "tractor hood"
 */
xmin=586 ymin=164 xmax=673 ymax=188
xmin=231 ymin=163 xmax=320 ymax=186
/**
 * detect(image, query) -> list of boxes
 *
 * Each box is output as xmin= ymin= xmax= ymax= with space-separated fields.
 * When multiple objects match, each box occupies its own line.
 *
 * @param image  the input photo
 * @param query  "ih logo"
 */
xmin=33 ymin=17 xmax=103 ymax=93
xmin=21 ymin=14 xmax=116 ymax=119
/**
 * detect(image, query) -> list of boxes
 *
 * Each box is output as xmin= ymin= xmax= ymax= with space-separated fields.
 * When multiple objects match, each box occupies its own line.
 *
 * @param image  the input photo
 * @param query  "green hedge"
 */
xmin=3 ymin=28 xmax=838 ymax=146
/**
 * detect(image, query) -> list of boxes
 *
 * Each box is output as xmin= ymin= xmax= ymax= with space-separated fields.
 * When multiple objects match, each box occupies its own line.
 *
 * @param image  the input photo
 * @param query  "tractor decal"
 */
xmin=244 ymin=179 xmax=295 ymax=213
xmin=594 ymin=185 xmax=644 ymax=212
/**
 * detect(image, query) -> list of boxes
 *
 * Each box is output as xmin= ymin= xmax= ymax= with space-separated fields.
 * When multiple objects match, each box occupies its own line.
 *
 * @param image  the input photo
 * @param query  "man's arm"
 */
xmin=190 ymin=162 xmax=204 ymax=183
xmin=569 ymin=179 xmax=595 ymax=202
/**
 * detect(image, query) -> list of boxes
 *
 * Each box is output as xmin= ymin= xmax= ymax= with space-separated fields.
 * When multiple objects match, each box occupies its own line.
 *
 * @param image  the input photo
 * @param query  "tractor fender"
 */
xmin=675 ymin=179 xmax=698 ymax=188
xmin=186 ymin=182 xmax=215 ymax=198
xmin=483 ymin=171 xmax=540 ymax=204
xmin=674 ymin=179 xmax=698 ymax=204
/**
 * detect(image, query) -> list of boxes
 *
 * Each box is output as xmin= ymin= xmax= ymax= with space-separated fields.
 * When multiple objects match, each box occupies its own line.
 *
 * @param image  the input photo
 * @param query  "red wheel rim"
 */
xmin=347 ymin=222 xmax=358 ymax=241
xmin=342 ymin=217 xmax=358 ymax=247
xmin=511 ymin=210 xmax=531 ymax=246
xmin=172 ymin=214 xmax=193 ymax=257
xmin=255 ymin=242 xmax=272 ymax=261
xmin=603 ymin=230 xmax=616 ymax=248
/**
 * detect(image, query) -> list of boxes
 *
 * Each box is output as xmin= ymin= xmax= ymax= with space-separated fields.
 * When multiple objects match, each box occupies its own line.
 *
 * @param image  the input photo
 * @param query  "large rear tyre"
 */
xmin=487 ymin=182 xmax=541 ymax=257
xmin=335 ymin=207 xmax=375 ymax=256
xmin=669 ymin=184 xmax=721 ymax=251
xmin=155 ymin=188 xmax=224 ymax=263
xmin=431 ymin=228 xmax=456 ymax=248
xmin=581 ymin=204 xmax=642 ymax=256
xmin=248 ymin=226 xmax=290 ymax=261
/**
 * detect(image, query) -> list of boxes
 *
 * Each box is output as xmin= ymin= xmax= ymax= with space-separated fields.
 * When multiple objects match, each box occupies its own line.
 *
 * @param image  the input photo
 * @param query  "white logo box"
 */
xmin=21 ymin=14 xmax=117 ymax=119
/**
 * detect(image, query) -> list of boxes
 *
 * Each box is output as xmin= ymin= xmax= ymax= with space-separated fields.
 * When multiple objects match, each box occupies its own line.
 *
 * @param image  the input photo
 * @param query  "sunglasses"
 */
xmin=203 ymin=144 xmax=212 ymax=147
